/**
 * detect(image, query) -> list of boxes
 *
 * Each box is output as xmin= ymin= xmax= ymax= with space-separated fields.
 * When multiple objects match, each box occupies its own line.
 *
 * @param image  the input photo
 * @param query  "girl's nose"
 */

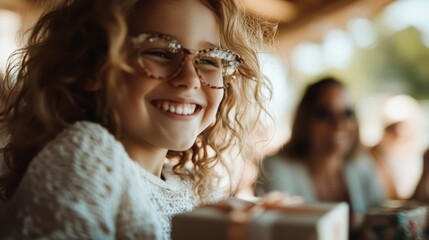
xmin=169 ymin=56 xmax=201 ymax=89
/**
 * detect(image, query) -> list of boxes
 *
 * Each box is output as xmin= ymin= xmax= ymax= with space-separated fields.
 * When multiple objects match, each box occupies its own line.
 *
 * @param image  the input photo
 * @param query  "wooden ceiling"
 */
xmin=277 ymin=0 xmax=361 ymax=30
xmin=244 ymin=0 xmax=395 ymax=55
xmin=245 ymin=0 xmax=394 ymax=33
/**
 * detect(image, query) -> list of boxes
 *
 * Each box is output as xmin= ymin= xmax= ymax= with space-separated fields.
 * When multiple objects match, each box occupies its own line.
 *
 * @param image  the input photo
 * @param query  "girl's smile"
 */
xmin=152 ymin=99 xmax=202 ymax=118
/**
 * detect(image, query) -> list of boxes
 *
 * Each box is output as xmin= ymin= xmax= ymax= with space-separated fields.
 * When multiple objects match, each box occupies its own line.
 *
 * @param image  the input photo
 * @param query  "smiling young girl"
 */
xmin=0 ymin=0 xmax=274 ymax=239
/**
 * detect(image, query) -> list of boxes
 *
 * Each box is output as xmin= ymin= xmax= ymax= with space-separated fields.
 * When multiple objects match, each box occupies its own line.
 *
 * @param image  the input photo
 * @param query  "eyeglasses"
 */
xmin=313 ymin=107 xmax=355 ymax=122
xmin=130 ymin=33 xmax=243 ymax=89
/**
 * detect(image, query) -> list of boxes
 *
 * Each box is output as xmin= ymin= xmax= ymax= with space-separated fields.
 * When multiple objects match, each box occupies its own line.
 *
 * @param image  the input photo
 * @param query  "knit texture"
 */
xmin=0 ymin=121 xmax=218 ymax=239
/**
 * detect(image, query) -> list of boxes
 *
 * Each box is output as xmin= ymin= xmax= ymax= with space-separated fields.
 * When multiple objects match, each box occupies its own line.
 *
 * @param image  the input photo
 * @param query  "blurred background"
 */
xmin=246 ymin=0 xmax=429 ymax=157
xmin=0 ymin=0 xmax=428 ymax=173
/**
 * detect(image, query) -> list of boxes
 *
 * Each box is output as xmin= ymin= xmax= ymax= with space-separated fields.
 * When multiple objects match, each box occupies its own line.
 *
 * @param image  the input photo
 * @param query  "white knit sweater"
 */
xmin=0 ymin=121 xmax=221 ymax=239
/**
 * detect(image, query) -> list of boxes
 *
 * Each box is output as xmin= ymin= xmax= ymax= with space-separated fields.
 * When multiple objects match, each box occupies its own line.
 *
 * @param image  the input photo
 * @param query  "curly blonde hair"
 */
xmin=0 ymin=0 xmax=275 ymax=201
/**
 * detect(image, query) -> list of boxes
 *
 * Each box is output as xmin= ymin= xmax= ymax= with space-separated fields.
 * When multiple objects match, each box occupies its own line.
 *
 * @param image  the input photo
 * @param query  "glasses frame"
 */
xmin=312 ymin=107 xmax=356 ymax=123
xmin=130 ymin=33 xmax=243 ymax=89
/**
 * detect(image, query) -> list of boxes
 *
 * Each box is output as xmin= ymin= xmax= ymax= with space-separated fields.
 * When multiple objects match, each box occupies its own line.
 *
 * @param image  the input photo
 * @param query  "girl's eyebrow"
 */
xmin=179 ymin=40 xmax=220 ymax=50
xmin=199 ymin=41 xmax=221 ymax=49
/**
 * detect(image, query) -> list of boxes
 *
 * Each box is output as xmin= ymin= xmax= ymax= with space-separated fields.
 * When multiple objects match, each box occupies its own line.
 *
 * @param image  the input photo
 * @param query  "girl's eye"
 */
xmin=140 ymin=49 xmax=171 ymax=59
xmin=200 ymin=57 xmax=221 ymax=68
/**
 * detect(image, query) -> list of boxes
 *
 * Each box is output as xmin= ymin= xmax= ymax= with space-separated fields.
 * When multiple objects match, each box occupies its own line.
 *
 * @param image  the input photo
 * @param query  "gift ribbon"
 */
xmin=226 ymin=204 xmax=265 ymax=240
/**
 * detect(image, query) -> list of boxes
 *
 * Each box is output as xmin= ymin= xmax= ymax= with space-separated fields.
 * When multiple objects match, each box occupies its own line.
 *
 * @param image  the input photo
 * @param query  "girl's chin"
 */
xmin=167 ymin=142 xmax=195 ymax=152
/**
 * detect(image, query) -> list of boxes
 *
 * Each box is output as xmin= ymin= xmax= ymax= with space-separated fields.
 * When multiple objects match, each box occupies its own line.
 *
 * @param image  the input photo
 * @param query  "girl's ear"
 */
xmin=83 ymin=78 xmax=102 ymax=91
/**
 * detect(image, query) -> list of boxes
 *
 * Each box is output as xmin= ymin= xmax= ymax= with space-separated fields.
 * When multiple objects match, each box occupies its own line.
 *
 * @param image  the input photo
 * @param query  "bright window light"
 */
xmin=348 ymin=18 xmax=378 ymax=49
xmin=292 ymin=42 xmax=325 ymax=75
xmin=382 ymin=0 xmax=429 ymax=33
xmin=257 ymin=53 xmax=291 ymax=150
xmin=0 ymin=9 xmax=21 ymax=73
xmin=258 ymin=53 xmax=290 ymax=111
xmin=322 ymin=29 xmax=355 ymax=69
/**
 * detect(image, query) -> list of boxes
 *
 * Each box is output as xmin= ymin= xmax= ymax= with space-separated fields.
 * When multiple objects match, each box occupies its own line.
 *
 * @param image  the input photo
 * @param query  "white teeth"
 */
xmin=169 ymin=105 xmax=176 ymax=113
xmin=155 ymin=101 xmax=197 ymax=115
xmin=162 ymin=102 xmax=169 ymax=112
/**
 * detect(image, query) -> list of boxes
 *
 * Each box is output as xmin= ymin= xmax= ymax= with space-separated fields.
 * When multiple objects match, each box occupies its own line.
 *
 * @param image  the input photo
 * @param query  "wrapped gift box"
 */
xmin=171 ymin=202 xmax=349 ymax=240
xmin=361 ymin=200 xmax=429 ymax=240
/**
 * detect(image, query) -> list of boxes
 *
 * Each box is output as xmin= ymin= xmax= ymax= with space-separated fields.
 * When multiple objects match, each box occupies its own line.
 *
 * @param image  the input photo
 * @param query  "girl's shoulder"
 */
xmin=33 ymin=121 xmax=132 ymax=178
xmin=26 ymin=120 xmax=139 ymax=198
xmin=54 ymin=121 xmax=119 ymax=149
xmin=46 ymin=121 xmax=125 ymax=157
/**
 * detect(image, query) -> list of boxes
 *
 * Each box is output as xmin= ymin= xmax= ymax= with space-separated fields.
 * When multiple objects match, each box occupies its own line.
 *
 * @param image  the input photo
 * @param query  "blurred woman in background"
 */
xmin=256 ymin=77 xmax=384 ymax=229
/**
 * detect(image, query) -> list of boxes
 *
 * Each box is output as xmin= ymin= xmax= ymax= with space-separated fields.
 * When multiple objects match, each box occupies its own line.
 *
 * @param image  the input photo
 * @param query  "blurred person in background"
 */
xmin=369 ymin=95 xmax=426 ymax=200
xmin=256 ymin=77 xmax=384 ymax=230
xmin=412 ymin=147 xmax=429 ymax=202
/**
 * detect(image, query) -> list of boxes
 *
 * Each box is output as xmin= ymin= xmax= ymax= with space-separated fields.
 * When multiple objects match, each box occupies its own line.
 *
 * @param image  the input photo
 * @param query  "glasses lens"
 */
xmin=135 ymin=37 xmax=184 ymax=79
xmin=198 ymin=49 xmax=240 ymax=88
xmin=313 ymin=107 xmax=355 ymax=122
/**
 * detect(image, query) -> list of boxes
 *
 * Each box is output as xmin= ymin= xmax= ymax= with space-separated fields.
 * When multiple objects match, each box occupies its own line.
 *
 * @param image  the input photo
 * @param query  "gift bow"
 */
xmin=202 ymin=193 xmax=304 ymax=240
